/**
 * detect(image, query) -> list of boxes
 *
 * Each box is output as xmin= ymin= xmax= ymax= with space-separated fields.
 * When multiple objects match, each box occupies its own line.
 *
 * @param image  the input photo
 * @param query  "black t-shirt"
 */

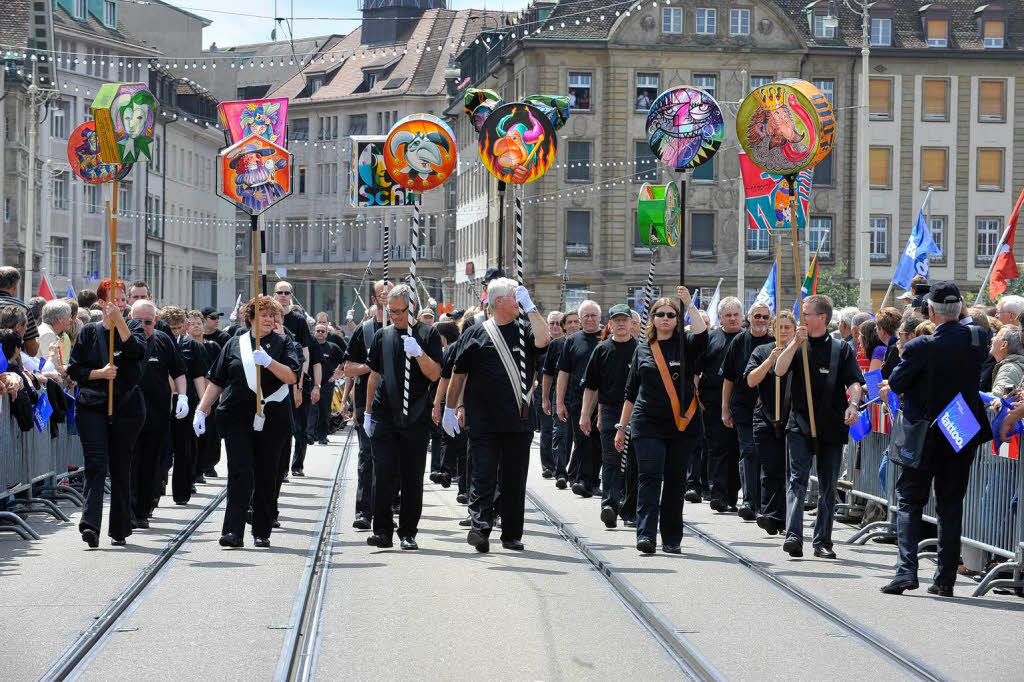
xmin=327 ymin=331 xmax=346 ymax=352
xmin=343 ymin=318 xmax=382 ymax=413
xmin=176 ymin=335 xmax=211 ymax=406
xmin=205 ymin=329 xmax=232 ymax=349
xmin=367 ymin=323 xmax=443 ymax=426
xmin=139 ymin=330 xmax=186 ymax=415
xmin=721 ymin=330 xmax=775 ymax=423
xmin=779 ymin=333 xmax=864 ymax=444
xmin=66 ymin=320 xmax=148 ymax=409
xmin=625 ymin=329 xmax=708 ymax=439
xmin=880 ymin=336 xmax=900 ymax=380
xmin=744 ymin=342 xmax=790 ymax=428
xmin=283 ymin=311 xmax=313 ymax=350
xmin=542 ymin=335 xmax=567 ymax=400
xmin=557 ymin=330 xmax=601 ymax=412
xmin=155 ymin=319 xmax=173 ymax=337
xmin=698 ymin=328 xmax=741 ymax=407
xmin=583 ymin=337 xmax=637 ymax=425
xmin=207 ymin=332 xmax=302 ymax=421
xmin=441 ymin=334 xmax=463 ymax=380
xmin=318 ymin=341 xmax=345 ymax=387
xmin=202 ymin=339 xmax=222 ymax=365
xmin=454 ymin=319 xmax=546 ymax=434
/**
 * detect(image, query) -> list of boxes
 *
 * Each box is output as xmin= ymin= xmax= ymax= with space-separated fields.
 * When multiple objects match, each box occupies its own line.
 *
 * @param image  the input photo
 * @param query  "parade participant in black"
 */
xmin=129 ymin=300 xmax=187 ymax=527
xmin=193 ymin=296 xmax=300 ymax=548
xmin=163 ymin=306 xmax=209 ymax=504
xmin=444 ymin=278 xmax=549 ymax=553
xmin=538 ymin=311 xmax=564 ymax=478
xmin=542 ymin=311 xmax=579 ymax=488
xmin=693 ymin=296 xmax=743 ymax=505
xmin=580 ymin=304 xmax=637 ymax=528
xmin=720 ymin=301 xmax=775 ymax=519
xmin=615 ymin=288 xmax=707 ymax=554
xmin=202 ymin=306 xmax=232 ymax=348
xmin=343 ymin=279 xmax=392 ymax=530
xmin=188 ymin=310 xmax=223 ymax=478
xmin=66 ymin=290 xmax=148 ymax=547
xmin=272 ymin=282 xmax=316 ymax=477
xmin=556 ymin=301 xmax=603 ymax=497
xmin=880 ymin=283 xmax=990 ymax=596
xmin=775 ymin=294 xmax=864 ymax=559
xmin=744 ymin=310 xmax=795 ymax=536
xmin=431 ymin=320 xmax=462 ymax=490
xmin=312 ymin=323 xmax=344 ymax=444
xmin=363 ymin=284 xmax=443 ymax=550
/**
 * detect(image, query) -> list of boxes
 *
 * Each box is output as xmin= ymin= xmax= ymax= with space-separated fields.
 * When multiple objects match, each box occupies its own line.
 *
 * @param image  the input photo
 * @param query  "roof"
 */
xmin=52 ymin=5 xmax=158 ymax=54
xmin=137 ymin=0 xmax=212 ymax=26
xmin=0 ymin=0 xmax=30 ymax=53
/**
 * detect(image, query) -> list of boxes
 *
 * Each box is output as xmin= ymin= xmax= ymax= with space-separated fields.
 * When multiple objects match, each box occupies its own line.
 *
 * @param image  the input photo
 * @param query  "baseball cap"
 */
xmin=927 ymin=281 xmax=962 ymax=304
xmin=483 ymin=267 xmax=505 ymax=285
xmin=609 ymin=303 xmax=632 ymax=318
xmin=896 ymin=290 xmax=914 ymax=302
xmin=201 ymin=306 xmax=223 ymax=318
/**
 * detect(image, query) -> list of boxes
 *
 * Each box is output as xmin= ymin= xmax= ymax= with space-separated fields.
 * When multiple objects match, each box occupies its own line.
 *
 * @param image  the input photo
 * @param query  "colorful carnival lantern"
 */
xmin=67 ymin=121 xmax=131 ymax=184
xmin=349 ymin=136 xmax=420 ymax=208
xmin=383 ymin=114 xmax=457 ymax=192
xmin=216 ymin=134 xmax=293 ymax=216
xmin=90 ymin=82 xmax=157 ymax=164
xmin=637 ymin=182 xmax=681 ymax=248
xmin=646 ymin=86 xmax=724 ymax=171
xmin=478 ymin=102 xmax=557 ymax=185
xmin=217 ymin=98 xmax=289 ymax=146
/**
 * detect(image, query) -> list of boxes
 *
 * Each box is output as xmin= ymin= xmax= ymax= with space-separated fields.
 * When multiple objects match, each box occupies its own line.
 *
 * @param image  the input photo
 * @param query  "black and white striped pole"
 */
xmin=514 ymin=186 xmax=529 ymax=405
xmin=621 ymin=249 xmax=658 ymax=473
xmin=403 ymin=206 xmax=420 ymax=419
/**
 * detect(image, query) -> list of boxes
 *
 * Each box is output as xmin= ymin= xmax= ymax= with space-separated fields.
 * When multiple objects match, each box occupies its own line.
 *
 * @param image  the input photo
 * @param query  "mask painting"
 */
xmin=217 ymin=134 xmax=293 ymax=216
xmin=91 ymin=82 xmax=157 ymax=165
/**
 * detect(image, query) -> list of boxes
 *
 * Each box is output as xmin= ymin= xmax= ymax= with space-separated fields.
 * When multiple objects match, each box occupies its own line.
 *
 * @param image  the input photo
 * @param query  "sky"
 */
xmin=161 ymin=0 xmax=530 ymax=49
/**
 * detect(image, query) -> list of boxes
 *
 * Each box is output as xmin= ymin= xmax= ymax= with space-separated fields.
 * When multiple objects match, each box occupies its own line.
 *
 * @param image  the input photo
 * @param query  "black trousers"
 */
xmin=291 ymin=395 xmax=311 ymax=471
xmin=568 ymin=410 xmax=601 ymax=488
xmin=599 ymin=417 xmax=625 ymax=513
xmin=687 ymin=409 xmax=707 ymax=491
xmin=354 ymin=407 xmax=374 ymax=520
xmin=633 ymin=430 xmax=694 ymax=547
xmin=441 ymin=430 xmax=467 ymax=480
xmin=753 ymin=421 xmax=786 ymax=524
xmin=79 ymin=404 xmax=145 ymax=539
xmin=706 ymin=409 xmax=740 ymax=506
xmin=221 ymin=409 xmax=289 ymax=539
xmin=170 ymin=406 xmax=196 ymax=503
xmin=196 ymin=404 xmax=221 ymax=473
xmin=370 ymin=419 xmax=429 ymax=539
xmin=131 ymin=408 xmax=170 ymax=520
xmin=428 ymin=422 xmax=443 ymax=472
xmin=468 ymin=430 xmax=532 ymax=542
xmin=313 ymin=386 xmax=332 ymax=441
xmin=620 ymin=439 xmax=638 ymax=522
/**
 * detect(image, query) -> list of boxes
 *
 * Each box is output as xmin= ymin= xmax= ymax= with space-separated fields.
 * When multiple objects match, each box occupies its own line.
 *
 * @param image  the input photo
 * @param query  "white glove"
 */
xmin=363 ymin=412 xmax=375 ymax=437
xmin=402 ymin=335 xmax=423 ymax=357
xmin=514 ymin=285 xmax=536 ymax=314
xmin=192 ymin=410 xmax=206 ymax=437
xmin=175 ymin=394 xmax=189 ymax=420
xmin=253 ymin=348 xmax=272 ymax=367
xmin=442 ymin=406 xmax=461 ymax=438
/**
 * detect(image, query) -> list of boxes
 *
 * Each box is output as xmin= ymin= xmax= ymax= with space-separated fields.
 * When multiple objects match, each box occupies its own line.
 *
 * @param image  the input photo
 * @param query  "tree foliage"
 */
xmin=816 ymin=259 xmax=859 ymax=309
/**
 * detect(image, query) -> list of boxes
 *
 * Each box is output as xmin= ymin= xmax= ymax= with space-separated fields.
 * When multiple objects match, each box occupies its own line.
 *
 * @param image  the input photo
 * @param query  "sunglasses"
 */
xmin=653 ymin=311 xmax=677 ymax=319
xmin=752 ymin=314 xmax=770 ymax=320
xmin=138 ymin=319 xmax=155 ymax=326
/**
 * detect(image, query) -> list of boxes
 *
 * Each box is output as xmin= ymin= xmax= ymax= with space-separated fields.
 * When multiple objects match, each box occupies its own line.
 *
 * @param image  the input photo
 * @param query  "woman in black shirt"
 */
xmin=193 ymin=296 xmax=300 ymax=549
xmin=66 ymin=300 xmax=148 ymax=548
xmin=615 ymin=288 xmax=707 ymax=554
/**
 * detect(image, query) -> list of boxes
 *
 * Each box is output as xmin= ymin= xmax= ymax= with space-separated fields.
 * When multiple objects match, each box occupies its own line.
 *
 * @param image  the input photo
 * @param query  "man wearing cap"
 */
xmin=538 ymin=311 xmax=564 ymax=479
xmin=557 ymin=300 xmax=604 ymax=497
xmin=879 ymin=282 xmax=990 ymax=597
xmin=202 ymin=307 xmax=232 ymax=349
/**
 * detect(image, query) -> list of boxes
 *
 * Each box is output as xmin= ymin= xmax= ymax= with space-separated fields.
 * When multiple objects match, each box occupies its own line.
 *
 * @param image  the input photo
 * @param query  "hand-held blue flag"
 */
xmin=937 ymin=393 xmax=981 ymax=453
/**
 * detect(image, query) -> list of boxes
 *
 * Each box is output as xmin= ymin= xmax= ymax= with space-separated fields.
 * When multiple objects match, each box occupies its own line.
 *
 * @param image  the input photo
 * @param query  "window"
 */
xmin=870 ymin=17 xmax=891 ymax=46
xmin=691 ymin=213 xmax=715 ymax=256
xmin=977 ymin=148 xmax=1004 ymax=191
xmin=983 ymin=19 xmax=1004 ymax=48
xmin=977 ymin=218 xmax=1001 ymax=262
xmin=922 ymin=78 xmax=949 ymax=121
xmin=375 ymin=111 xmax=383 ymax=134
xmin=635 ymin=73 xmax=659 ymax=111
xmin=750 ymin=75 xmax=774 ymax=88
xmin=153 ymin=134 xmax=161 ymax=172
xmin=566 ymin=210 xmax=591 ymax=257
xmin=347 ymin=114 xmax=367 ymax=135
xmin=812 ymin=78 xmax=835 ymax=105
xmin=696 ymin=8 xmax=716 ymax=34
xmin=53 ymin=172 xmax=68 ymax=210
xmin=930 ymin=216 xmax=946 ymax=259
xmin=662 ymin=7 xmax=682 ymax=33
xmin=693 ymin=74 xmax=716 ymax=97
xmin=119 ymin=182 xmax=129 ymax=212
xmin=309 ymin=76 xmax=324 ymax=95
xmin=566 ymin=286 xmax=589 ymax=313
xmin=298 ymin=166 xmax=306 ymax=194
xmin=74 ymin=0 xmax=86 ymax=20
xmin=747 ymin=227 xmax=770 ymax=255
xmin=869 ymin=216 xmax=889 ymax=261
xmin=319 ymin=163 xmax=338 ymax=194
xmin=318 ymin=115 xmax=337 ymax=140
xmin=920 ymin=148 xmax=948 ymax=190
xmin=567 ymin=141 xmax=591 ymax=182
xmin=809 ymin=216 xmax=832 ymax=257
xmin=290 ymin=118 xmax=309 ymax=141
xmin=692 ymin=156 xmax=714 ymax=182
xmin=86 ymin=185 xmax=101 ymax=213
xmin=83 ymin=241 xmax=99 ymax=280
xmin=49 ymin=237 xmax=68 ymax=276
xmin=104 ymin=0 xmax=116 ymax=27
xmin=4 ymin=197 xmax=10 ymax=223
xmin=730 ymin=9 xmax=750 ymax=35
xmin=635 ymin=141 xmax=657 ymax=182
xmin=926 ymin=19 xmax=948 ymax=47
xmin=50 ymin=99 xmax=69 ymax=139
xmin=813 ymin=13 xmax=836 ymax=39
xmin=628 ymin=286 xmax=662 ymax=312
xmin=869 ymin=147 xmax=891 ymax=188
xmin=56 ymin=39 xmax=74 ymax=70
xmin=568 ymin=73 xmax=591 ymax=111
xmin=146 ymin=254 xmax=162 ymax=298
xmin=869 ymin=78 xmax=892 ymax=120
xmin=979 ymin=80 xmax=1006 ymax=122
xmin=117 ymin=244 xmax=133 ymax=279
xmin=814 ymin=156 xmax=834 ymax=186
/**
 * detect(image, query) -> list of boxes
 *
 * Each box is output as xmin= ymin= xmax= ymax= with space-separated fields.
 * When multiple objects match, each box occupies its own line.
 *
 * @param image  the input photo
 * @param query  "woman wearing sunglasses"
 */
xmin=615 ymin=287 xmax=707 ymax=554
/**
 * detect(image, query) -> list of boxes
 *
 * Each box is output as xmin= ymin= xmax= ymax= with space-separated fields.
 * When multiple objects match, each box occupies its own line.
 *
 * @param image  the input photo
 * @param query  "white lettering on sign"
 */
xmin=941 ymin=410 xmax=965 ymax=450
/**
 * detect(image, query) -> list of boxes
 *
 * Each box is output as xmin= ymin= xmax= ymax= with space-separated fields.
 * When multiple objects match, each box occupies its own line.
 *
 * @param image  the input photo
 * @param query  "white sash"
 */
xmin=239 ymin=332 xmax=289 ymax=431
xmin=482 ymin=318 xmax=533 ymax=413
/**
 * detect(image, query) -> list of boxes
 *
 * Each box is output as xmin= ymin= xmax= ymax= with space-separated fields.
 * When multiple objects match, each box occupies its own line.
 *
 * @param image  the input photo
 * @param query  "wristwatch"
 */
xmin=614 ymin=423 xmax=630 ymax=433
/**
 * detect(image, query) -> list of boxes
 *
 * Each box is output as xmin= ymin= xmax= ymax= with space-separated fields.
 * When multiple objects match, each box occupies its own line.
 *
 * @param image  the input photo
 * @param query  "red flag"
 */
xmin=989 ymin=186 xmax=1024 ymax=298
xmin=36 ymin=275 xmax=55 ymax=301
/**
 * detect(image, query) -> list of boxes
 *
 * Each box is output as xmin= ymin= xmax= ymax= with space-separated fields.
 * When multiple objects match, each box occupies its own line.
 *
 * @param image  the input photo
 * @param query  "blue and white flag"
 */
xmin=937 ymin=393 xmax=981 ymax=453
xmin=706 ymin=279 xmax=723 ymax=328
xmin=33 ymin=392 xmax=53 ymax=432
xmin=850 ymin=408 xmax=873 ymax=442
xmin=754 ymin=262 xmax=777 ymax=314
xmin=684 ymin=291 xmax=701 ymax=325
xmin=864 ymin=369 xmax=883 ymax=401
xmin=892 ymin=209 xmax=942 ymax=290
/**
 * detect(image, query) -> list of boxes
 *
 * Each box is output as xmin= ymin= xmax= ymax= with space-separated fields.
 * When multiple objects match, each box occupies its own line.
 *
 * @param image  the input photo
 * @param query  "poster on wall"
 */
xmin=349 ymin=136 xmax=421 ymax=208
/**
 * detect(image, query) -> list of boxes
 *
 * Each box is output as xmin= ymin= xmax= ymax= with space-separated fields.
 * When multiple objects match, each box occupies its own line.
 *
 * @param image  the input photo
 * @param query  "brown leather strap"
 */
xmin=651 ymin=340 xmax=698 ymax=432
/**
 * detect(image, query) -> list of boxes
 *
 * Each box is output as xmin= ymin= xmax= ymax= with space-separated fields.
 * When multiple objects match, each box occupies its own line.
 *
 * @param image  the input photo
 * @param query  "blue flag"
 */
xmin=850 ymin=408 xmax=873 ymax=442
xmin=65 ymin=285 xmax=75 ymax=298
xmin=0 ymin=350 xmax=6 ymax=373
xmin=64 ymin=391 xmax=76 ymax=430
xmin=864 ymin=369 xmax=883 ymax=401
xmin=33 ymin=392 xmax=53 ymax=432
xmin=887 ymin=390 xmax=900 ymax=416
xmin=892 ymin=209 xmax=942 ymax=290
xmin=754 ymin=262 xmax=777 ymax=314
xmin=937 ymin=393 xmax=981 ymax=453
xmin=684 ymin=291 xmax=700 ymax=325
xmin=878 ymin=455 xmax=887 ymax=493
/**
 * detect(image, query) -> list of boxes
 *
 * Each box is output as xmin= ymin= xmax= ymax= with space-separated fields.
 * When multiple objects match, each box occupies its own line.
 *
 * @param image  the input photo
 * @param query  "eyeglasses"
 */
xmin=751 ymin=314 xmax=770 ymax=320
xmin=274 ymin=290 xmax=292 ymax=296
xmin=138 ymin=319 xmax=155 ymax=326
xmin=653 ymin=311 xmax=677 ymax=319
xmin=388 ymin=307 xmax=409 ymax=316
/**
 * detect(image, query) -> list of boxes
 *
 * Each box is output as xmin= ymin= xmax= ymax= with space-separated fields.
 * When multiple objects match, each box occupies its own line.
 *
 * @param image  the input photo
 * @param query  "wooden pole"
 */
xmin=106 ymin=179 xmax=118 ymax=417
xmin=251 ymin=214 xmax=263 ymax=418
xmin=787 ymin=175 xmax=816 ymax=439
xmin=775 ymin=228 xmax=781 ymax=422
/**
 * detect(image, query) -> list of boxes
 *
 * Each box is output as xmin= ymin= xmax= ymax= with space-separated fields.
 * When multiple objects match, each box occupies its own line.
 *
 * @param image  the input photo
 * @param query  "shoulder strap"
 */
xmin=814 ymin=337 xmax=842 ymax=421
xmin=483 ymin=318 xmax=531 ymax=412
xmin=362 ymin=319 xmax=374 ymax=350
xmin=380 ymin=326 xmax=401 ymax=413
xmin=651 ymin=339 xmax=698 ymax=432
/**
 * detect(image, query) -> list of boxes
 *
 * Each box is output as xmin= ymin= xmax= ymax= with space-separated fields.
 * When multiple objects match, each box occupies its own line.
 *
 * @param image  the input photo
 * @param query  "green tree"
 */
xmin=816 ymin=259 xmax=859 ymax=308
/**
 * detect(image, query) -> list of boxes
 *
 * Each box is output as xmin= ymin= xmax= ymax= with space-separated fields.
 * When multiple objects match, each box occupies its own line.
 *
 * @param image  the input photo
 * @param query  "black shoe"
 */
xmin=194 ymin=475 xmax=206 ymax=484
xmin=637 ymin=538 xmax=656 ymax=554
xmin=272 ymin=518 xmax=281 ymax=529
xmin=502 ymin=539 xmax=525 ymax=551
xmin=541 ymin=469 xmax=554 ymax=479
xmin=455 ymin=493 xmax=468 ymax=505
xmin=400 ymin=537 xmax=419 ymax=550
xmin=439 ymin=473 xmax=452 ymax=489
xmin=254 ymin=536 xmax=271 ymax=548
xmin=429 ymin=472 xmax=440 ymax=483
xmin=81 ymin=529 xmax=99 ymax=548
xmin=571 ymin=482 xmax=592 ymax=498
xmin=459 ymin=516 xmax=473 ymax=527
xmin=684 ymin=489 xmax=702 ymax=504
xmin=709 ymin=498 xmax=728 ymax=513
xmin=467 ymin=529 xmax=490 ymax=553
xmin=135 ymin=518 xmax=150 ymax=529
xmin=204 ymin=468 xmax=218 ymax=478
xmin=880 ymin=577 xmax=920 ymax=595
xmin=737 ymin=504 xmax=756 ymax=521
xmin=366 ymin=534 xmax=393 ymax=548
xmin=555 ymin=477 xmax=567 ymax=490
xmin=111 ymin=537 xmax=127 ymax=546
xmin=728 ymin=504 xmax=739 ymax=513
xmin=352 ymin=515 xmax=371 ymax=530
xmin=927 ymin=583 xmax=954 ymax=597
xmin=663 ymin=544 xmax=682 ymax=554
xmin=219 ymin=533 xmax=243 ymax=548
xmin=191 ymin=484 xmax=197 ymax=494
xmin=813 ymin=547 xmax=837 ymax=559
xmin=281 ymin=476 xmax=290 ymax=484
xmin=623 ymin=518 xmax=637 ymax=528
xmin=306 ymin=436 xmax=315 ymax=445
xmin=318 ymin=440 xmax=329 ymax=445
xmin=756 ymin=516 xmax=780 ymax=536
xmin=783 ymin=537 xmax=803 ymax=557
xmin=174 ymin=499 xmax=188 ymax=506
xmin=292 ymin=469 xmax=305 ymax=477
xmin=600 ymin=506 xmax=617 ymax=529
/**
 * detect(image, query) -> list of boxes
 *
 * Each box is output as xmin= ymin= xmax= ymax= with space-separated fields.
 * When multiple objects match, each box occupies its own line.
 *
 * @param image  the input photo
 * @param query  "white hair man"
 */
xmin=36 ymin=299 xmax=72 ymax=361
xmin=835 ymin=306 xmax=860 ymax=343
xmin=995 ymin=295 xmax=1024 ymax=326
xmin=443 ymin=277 xmax=549 ymax=553
xmin=557 ymin=299 xmax=604 ymax=498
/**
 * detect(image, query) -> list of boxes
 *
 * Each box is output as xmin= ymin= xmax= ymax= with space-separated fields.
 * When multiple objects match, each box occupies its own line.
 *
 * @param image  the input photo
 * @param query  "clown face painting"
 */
xmin=383 ymin=114 xmax=457 ymax=192
xmin=216 ymin=134 xmax=293 ymax=216
xmin=478 ymin=103 xmax=557 ymax=185
xmin=67 ymin=121 xmax=129 ymax=184
xmin=737 ymin=80 xmax=836 ymax=176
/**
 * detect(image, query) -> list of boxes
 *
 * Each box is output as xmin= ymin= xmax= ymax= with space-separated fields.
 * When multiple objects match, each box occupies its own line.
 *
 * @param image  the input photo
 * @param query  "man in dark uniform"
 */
xmin=364 ymin=284 xmax=443 ymax=550
xmin=775 ymin=294 xmax=864 ymax=560
xmin=343 ymin=280 xmax=392 ymax=530
xmin=444 ymin=277 xmax=549 ymax=553
xmin=201 ymin=306 xmax=232 ymax=349
xmin=720 ymin=301 xmax=774 ymax=519
xmin=537 ymin=311 xmax=564 ymax=478
xmin=312 ymin=322 xmax=345 ymax=444
xmin=542 ymin=310 xmax=580 ymax=488
xmin=557 ymin=301 xmax=603 ymax=497
xmin=164 ymin=306 xmax=210 ymax=505
xmin=880 ymin=282 xmax=990 ymax=596
xmin=274 ymin=287 xmax=320 ymax=478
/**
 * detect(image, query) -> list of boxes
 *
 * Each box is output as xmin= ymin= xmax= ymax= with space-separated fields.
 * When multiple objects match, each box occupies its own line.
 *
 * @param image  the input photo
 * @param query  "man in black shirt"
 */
xmin=695 ymin=296 xmax=744 ymax=505
xmin=537 ymin=311 xmax=564 ymax=479
xmin=542 ymin=310 xmax=580 ymax=487
xmin=775 ymin=294 xmax=864 ymax=559
xmin=364 ymin=284 xmax=443 ymax=550
xmin=312 ymin=323 xmax=345 ymax=444
xmin=343 ymin=279 xmax=392 ymax=530
xmin=557 ymin=301 xmax=603 ymax=497
xmin=164 ymin=306 xmax=210 ymax=505
xmin=201 ymin=306 xmax=232 ymax=349
xmin=720 ymin=301 xmax=774 ymax=519
xmin=275 ymin=283 xmax=321 ymax=477
xmin=445 ymin=278 xmax=549 ymax=553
